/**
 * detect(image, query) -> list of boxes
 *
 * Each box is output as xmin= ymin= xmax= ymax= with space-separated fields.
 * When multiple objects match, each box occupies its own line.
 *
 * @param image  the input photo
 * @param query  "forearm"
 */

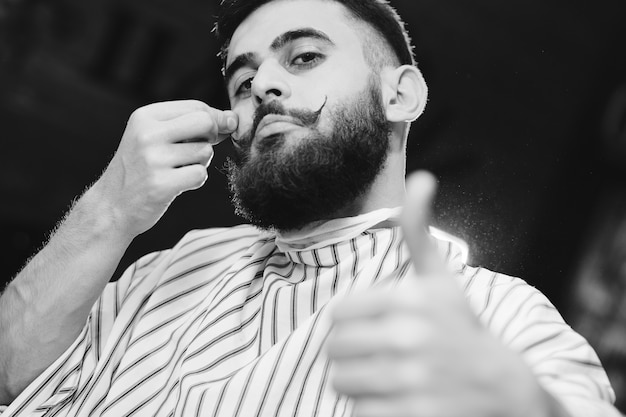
xmin=0 ymin=184 xmax=134 ymax=404
xmin=0 ymin=100 xmax=234 ymax=406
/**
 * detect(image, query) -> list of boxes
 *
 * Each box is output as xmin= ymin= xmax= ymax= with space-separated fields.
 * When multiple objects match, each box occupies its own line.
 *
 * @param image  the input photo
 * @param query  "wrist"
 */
xmin=69 ymin=183 xmax=137 ymax=246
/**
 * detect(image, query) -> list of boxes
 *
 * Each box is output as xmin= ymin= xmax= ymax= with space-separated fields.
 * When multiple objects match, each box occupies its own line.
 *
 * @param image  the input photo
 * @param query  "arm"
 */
xmin=328 ymin=172 xmax=619 ymax=417
xmin=0 ymin=185 xmax=133 ymax=405
xmin=0 ymin=100 xmax=238 ymax=404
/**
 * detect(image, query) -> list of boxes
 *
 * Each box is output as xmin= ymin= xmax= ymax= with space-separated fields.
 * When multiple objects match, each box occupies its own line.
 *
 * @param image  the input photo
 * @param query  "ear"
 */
xmin=380 ymin=65 xmax=428 ymax=122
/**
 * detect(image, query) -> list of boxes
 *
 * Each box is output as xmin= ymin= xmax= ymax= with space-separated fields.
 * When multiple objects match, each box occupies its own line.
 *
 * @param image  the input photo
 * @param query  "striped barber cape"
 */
xmin=0 ymin=210 xmax=618 ymax=417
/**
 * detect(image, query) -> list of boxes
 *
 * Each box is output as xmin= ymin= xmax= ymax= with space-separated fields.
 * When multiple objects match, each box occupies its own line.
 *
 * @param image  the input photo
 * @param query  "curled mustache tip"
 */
xmin=298 ymin=95 xmax=328 ymax=125
xmin=232 ymin=96 xmax=329 ymax=146
xmin=316 ymin=96 xmax=328 ymax=113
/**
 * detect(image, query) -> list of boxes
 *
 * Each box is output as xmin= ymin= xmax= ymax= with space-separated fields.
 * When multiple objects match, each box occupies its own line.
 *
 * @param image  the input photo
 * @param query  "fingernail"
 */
xmin=227 ymin=116 xmax=238 ymax=131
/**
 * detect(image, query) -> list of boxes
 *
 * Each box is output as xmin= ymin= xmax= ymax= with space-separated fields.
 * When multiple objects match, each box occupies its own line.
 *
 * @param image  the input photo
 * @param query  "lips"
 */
xmin=254 ymin=114 xmax=305 ymax=139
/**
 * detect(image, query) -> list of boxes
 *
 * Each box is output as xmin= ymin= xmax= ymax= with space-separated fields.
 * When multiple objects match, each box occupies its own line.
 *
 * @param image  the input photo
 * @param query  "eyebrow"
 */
xmin=269 ymin=28 xmax=334 ymax=51
xmin=224 ymin=52 xmax=257 ymax=87
xmin=224 ymin=28 xmax=335 ymax=87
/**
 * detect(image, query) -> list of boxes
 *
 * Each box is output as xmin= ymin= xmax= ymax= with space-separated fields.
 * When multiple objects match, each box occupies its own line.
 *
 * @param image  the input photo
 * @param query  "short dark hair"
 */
xmin=214 ymin=0 xmax=416 ymax=73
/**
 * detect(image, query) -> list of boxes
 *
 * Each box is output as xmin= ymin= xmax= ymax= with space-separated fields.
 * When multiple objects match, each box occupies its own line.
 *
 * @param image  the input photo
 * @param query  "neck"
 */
xmin=328 ymin=146 xmax=407 ymax=219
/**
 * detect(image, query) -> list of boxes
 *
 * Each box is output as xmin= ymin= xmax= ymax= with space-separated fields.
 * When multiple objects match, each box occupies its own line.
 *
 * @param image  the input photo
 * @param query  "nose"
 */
xmin=251 ymin=59 xmax=292 ymax=106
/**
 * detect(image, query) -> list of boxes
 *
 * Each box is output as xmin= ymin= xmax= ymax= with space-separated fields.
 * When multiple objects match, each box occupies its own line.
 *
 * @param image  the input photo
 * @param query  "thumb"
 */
xmin=213 ymin=110 xmax=239 ymax=144
xmin=401 ymin=170 xmax=445 ymax=277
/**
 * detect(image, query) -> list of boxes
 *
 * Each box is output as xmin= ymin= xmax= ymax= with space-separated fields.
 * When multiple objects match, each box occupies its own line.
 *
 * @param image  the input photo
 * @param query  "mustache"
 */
xmin=231 ymin=97 xmax=328 ymax=149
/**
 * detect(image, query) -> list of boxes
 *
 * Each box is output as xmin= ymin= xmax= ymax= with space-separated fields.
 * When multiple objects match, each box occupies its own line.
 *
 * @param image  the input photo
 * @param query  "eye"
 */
xmin=291 ymin=51 xmax=323 ymax=67
xmin=234 ymin=76 xmax=254 ymax=97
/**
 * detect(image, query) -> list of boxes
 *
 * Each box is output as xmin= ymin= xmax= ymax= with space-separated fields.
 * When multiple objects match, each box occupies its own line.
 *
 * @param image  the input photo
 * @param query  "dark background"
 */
xmin=1 ymin=0 xmax=625 ymax=410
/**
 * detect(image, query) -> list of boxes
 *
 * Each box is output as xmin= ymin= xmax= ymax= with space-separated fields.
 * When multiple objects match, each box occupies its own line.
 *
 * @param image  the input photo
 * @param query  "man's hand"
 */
xmin=0 ymin=100 xmax=238 ymax=404
xmin=327 ymin=171 xmax=568 ymax=417
xmin=93 ymin=100 xmax=238 ymax=238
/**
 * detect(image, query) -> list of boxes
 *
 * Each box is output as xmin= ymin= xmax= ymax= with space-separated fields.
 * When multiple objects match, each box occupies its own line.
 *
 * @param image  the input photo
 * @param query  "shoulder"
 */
xmin=164 ymin=224 xmax=276 ymax=266
xmin=457 ymin=265 xmax=527 ymax=297
xmin=125 ymin=225 xmax=271 ymax=272
xmin=456 ymin=265 xmax=563 ymax=336
xmin=116 ymin=224 xmax=275 ymax=295
xmin=430 ymin=230 xmax=556 ymax=330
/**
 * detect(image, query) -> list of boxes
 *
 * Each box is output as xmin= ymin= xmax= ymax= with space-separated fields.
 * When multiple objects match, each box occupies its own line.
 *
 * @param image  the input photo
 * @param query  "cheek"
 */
xmin=295 ymin=70 xmax=369 ymax=111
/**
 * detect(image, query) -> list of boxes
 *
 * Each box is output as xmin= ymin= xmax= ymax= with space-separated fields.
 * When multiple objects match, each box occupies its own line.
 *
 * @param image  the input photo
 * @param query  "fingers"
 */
xmin=97 ymin=100 xmax=237 ymax=237
xmin=331 ymin=285 xmax=429 ymax=323
xmin=167 ymin=164 xmax=210 ymax=193
xmin=329 ymin=313 xmax=433 ymax=359
xmin=161 ymin=111 xmax=219 ymax=144
xmin=133 ymin=100 xmax=237 ymax=126
xmin=131 ymin=101 xmax=238 ymax=145
xmin=132 ymin=100 xmax=211 ymax=120
xmin=352 ymin=396 xmax=450 ymax=417
xmin=333 ymin=356 xmax=429 ymax=397
xmin=327 ymin=171 xmax=495 ymax=416
xmin=167 ymin=142 xmax=214 ymax=168
xmin=165 ymin=109 xmax=238 ymax=145
xmin=142 ymin=141 xmax=214 ymax=194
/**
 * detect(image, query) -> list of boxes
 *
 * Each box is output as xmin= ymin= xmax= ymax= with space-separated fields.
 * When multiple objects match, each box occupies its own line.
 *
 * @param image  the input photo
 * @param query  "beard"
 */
xmin=226 ymin=77 xmax=391 ymax=232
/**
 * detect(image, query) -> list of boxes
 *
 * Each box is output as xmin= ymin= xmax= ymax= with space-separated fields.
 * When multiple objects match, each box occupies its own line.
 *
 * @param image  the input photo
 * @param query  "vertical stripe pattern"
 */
xmin=0 ymin=224 xmax=618 ymax=417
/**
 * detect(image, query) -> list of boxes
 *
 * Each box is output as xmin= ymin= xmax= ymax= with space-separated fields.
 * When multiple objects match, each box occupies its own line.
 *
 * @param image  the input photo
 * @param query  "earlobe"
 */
xmin=381 ymin=65 xmax=428 ymax=122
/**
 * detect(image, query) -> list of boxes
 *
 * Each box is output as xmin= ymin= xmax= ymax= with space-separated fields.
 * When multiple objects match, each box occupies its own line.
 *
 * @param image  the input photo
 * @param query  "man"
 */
xmin=0 ymin=0 xmax=619 ymax=416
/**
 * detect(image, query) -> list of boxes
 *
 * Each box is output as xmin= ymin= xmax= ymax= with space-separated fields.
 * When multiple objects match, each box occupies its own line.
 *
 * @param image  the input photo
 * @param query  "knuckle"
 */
xmin=129 ymin=106 xmax=150 ymax=123
xmin=136 ymin=129 xmax=159 ymax=146
xmin=146 ymin=175 xmax=175 ymax=204
xmin=194 ymin=109 xmax=213 ymax=122
xmin=142 ymin=148 xmax=160 ymax=168
xmin=199 ymin=145 xmax=215 ymax=162
xmin=198 ymin=167 xmax=209 ymax=182
xmin=145 ymin=171 xmax=162 ymax=191
xmin=197 ymin=112 xmax=217 ymax=134
xmin=188 ymin=99 xmax=210 ymax=112
xmin=189 ymin=165 xmax=208 ymax=185
xmin=184 ymin=145 xmax=210 ymax=167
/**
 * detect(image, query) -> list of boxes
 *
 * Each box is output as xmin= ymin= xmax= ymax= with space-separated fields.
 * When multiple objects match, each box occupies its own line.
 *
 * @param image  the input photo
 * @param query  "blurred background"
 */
xmin=1 ymin=0 xmax=625 ymax=410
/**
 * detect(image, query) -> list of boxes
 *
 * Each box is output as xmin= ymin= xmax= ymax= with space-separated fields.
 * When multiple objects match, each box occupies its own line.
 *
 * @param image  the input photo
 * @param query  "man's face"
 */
xmin=225 ymin=0 xmax=375 ymax=150
xmin=224 ymin=0 xmax=391 ymax=231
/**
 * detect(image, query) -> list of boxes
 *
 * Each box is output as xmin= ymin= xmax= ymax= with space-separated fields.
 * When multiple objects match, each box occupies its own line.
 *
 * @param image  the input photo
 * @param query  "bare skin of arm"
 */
xmin=0 ymin=100 xmax=238 ymax=404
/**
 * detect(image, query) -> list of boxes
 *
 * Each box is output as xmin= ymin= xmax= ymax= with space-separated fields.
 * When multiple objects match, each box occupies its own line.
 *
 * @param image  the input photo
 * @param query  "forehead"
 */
xmin=227 ymin=0 xmax=364 ymax=65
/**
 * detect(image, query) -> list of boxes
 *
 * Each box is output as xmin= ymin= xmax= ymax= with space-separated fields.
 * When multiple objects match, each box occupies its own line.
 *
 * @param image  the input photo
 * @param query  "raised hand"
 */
xmin=328 ymin=171 xmax=564 ymax=417
xmin=93 ymin=100 xmax=238 ymax=238
xmin=0 ymin=100 xmax=239 ymax=404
